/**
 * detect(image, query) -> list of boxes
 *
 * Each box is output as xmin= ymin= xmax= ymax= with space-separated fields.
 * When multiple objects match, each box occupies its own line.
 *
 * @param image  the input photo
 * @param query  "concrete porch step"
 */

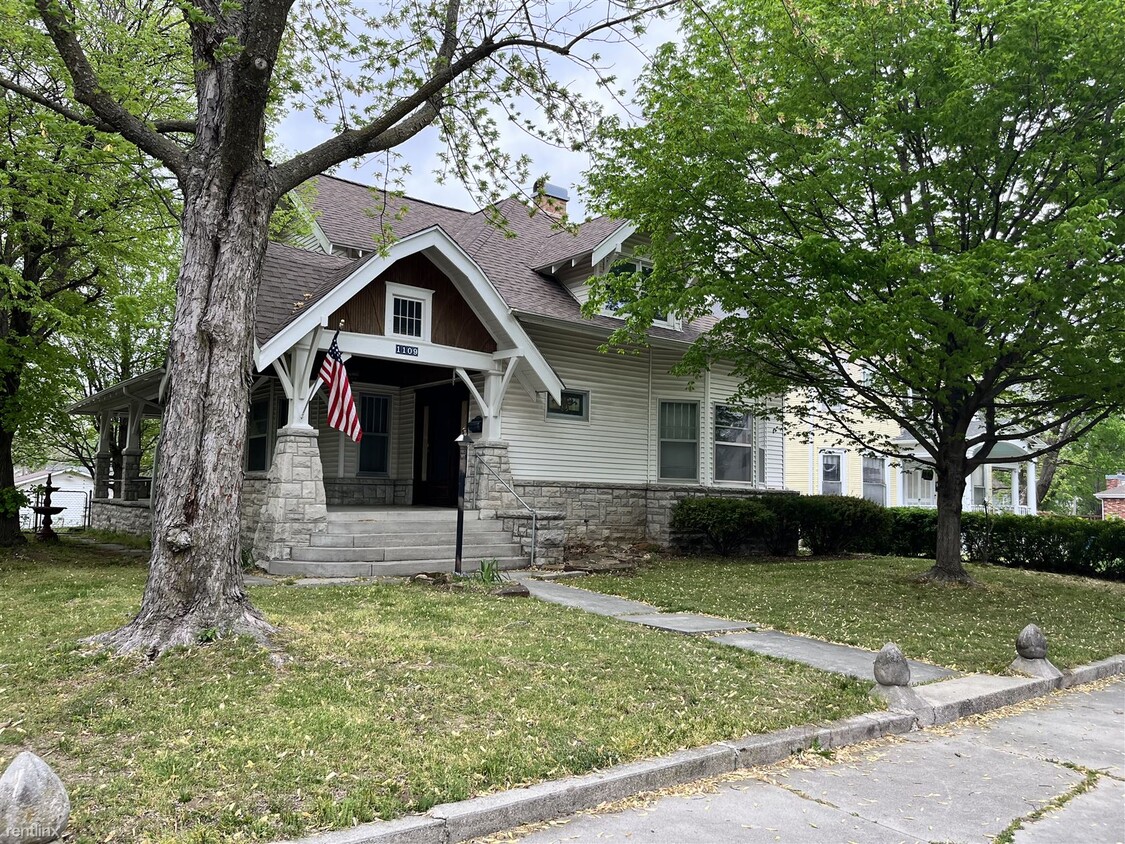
xmin=266 ymin=556 xmax=529 ymax=578
xmin=326 ymin=508 xmax=464 ymax=523
xmin=290 ymin=543 xmax=523 ymax=563
xmin=310 ymin=526 xmax=513 ymax=548
xmin=317 ymin=521 xmax=511 ymax=539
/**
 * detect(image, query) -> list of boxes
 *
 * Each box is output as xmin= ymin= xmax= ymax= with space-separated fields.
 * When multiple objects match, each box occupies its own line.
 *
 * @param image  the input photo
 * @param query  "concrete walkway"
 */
xmin=514 ymin=679 xmax=1125 ymax=844
xmin=514 ymin=575 xmax=957 ymax=685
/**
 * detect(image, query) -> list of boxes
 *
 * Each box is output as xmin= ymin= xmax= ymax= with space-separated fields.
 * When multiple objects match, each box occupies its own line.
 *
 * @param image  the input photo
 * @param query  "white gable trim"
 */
xmin=255 ymin=226 xmax=563 ymax=402
xmin=591 ymin=222 xmax=638 ymax=266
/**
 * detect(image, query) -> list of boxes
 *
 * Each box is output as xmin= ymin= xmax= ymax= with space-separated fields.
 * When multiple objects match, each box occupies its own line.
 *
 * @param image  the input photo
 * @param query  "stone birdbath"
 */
xmin=32 ymin=473 xmax=64 ymax=542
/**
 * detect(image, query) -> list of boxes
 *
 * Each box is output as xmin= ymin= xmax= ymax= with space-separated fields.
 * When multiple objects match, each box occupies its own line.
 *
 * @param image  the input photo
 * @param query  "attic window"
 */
xmin=385 ymin=282 xmax=433 ymax=342
xmin=602 ymin=259 xmax=680 ymax=330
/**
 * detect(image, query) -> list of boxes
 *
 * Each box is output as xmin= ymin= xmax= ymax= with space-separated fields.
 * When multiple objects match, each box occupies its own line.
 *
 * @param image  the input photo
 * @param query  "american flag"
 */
xmin=318 ymin=330 xmax=363 ymax=443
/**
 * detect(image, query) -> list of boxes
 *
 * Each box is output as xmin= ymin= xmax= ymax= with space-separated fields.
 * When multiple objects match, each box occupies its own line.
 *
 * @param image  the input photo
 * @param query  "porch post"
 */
xmin=984 ymin=465 xmax=993 ymax=509
xmin=1011 ymin=466 xmax=1021 ymax=513
xmin=121 ymin=401 xmax=144 ymax=501
xmin=896 ymin=461 xmax=905 ymax=507
xmin=252 ymin=426 xmax=328 ymax=564
xmin=94 ymin=410 xmax=112 ymax=499
xmin=481 ymin=371 xmax=504 ymax=441
xmin=1027 ymin=461 xmax=1038 ymax=515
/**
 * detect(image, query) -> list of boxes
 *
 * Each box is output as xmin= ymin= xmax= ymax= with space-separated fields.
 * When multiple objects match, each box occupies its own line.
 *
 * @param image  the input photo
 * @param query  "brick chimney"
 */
xmin=1106 ymin=473 xmax=1125 ymax=491
xmin=536 ymin=182 xmax=568 ymax=219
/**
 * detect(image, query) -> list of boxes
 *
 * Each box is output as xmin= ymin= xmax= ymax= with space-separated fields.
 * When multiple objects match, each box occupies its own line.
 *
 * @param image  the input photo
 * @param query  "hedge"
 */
xmin=670 ymin=495 xmax=890 ymax=557
xmin=885 ymin=507 xmax=1125 ymax=580
xmin=671 ymin=498 xmax=1125 ymax=580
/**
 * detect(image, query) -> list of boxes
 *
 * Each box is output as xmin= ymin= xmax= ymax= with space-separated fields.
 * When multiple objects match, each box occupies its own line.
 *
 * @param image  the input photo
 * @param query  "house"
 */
xmin=785 ymin=417 xmax=1041 ymax=514
xmin=15 ymin=464 xmax=94 ymax=530
xmin=71 ymin=176 xmax=789 ymax=575
xmin=1094 ymin=474 xmax=1125 ymax=519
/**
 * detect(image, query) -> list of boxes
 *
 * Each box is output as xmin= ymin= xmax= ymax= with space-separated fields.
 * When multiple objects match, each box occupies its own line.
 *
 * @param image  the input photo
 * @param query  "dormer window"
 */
xmin=385 ymin=282 xmax=433 ymax=342
xmin=602 ymin=259 xmax=681 ymax=329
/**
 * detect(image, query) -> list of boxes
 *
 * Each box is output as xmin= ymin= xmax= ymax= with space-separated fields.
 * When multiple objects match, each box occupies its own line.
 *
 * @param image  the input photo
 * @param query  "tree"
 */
xmin=587 ymin=0 xmax=1125 ymax=582
xmin=0 ymin=22 xmax=177 ymax=545
xmin=1 ymin=0 xmax=677 ymax=653
xmin=15 ymin=264 xmax=176 ymax=483
xmin=1041 ymin=417 xmax=1125 ymax=515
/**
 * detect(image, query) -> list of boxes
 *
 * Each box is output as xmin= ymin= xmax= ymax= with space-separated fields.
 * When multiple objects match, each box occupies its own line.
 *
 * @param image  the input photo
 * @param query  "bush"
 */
xmin=977 ymin=513 xmax=1125 ymax=580
xmin=670 ymin=497 xmax=777 ymax=556
xmin=788 ymin=495 xmax=893 ymax=555
xmin=885 ymin=508 xmax=938 ymax=557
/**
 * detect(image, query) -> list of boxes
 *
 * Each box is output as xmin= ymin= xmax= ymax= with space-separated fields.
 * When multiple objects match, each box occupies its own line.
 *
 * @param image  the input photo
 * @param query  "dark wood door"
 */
xmin=413 ymin=383 xmax=468 ymax=506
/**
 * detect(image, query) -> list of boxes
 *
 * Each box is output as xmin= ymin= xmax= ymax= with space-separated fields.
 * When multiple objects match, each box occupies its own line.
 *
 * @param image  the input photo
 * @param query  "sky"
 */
xmin=274 ymin=10 xmax=681 ymax=222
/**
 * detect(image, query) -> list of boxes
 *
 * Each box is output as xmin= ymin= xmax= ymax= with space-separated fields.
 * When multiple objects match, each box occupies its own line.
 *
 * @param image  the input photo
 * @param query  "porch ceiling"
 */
xmin=69 ymin=368 xmax=165 ymax=416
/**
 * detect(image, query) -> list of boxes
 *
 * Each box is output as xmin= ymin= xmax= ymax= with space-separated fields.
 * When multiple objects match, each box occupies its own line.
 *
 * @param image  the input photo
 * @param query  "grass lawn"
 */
xmin=0 ymin=542 xmax=872 ymax=844
xmin=581 ymin=556 xmax=1125 ymax=675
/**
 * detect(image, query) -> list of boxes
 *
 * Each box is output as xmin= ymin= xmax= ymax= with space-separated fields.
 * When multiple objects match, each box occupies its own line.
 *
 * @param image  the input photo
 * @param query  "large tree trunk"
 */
xmin=92 ymin=163 xmax=277 ymax=656
xmin=0 ymin=427 xmax=26 ymax=545
xmin=923 ymin=455 xmax=973 ymax=584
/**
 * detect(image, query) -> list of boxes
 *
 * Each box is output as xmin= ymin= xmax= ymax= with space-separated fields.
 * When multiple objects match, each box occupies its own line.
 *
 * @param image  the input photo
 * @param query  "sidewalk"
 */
xmin=511 ymin=679 xmax=1125 ymax=843
xmin=512 ymin=574 xmax=958 ymax=685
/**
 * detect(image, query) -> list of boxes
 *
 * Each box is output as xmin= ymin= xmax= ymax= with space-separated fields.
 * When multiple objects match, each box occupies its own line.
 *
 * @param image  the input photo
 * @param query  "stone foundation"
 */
xmin=324 ymin=477 xmax=413 ymax=506
xmin=90 ymin=499 xmax=152 ymax=536
xmin=499 ymin=510 xmax=566 ymax=566
xmin=512 ymin=480 xmax=797 ymax=551
xmin=252 ymin=427 xmax=328 ymax=563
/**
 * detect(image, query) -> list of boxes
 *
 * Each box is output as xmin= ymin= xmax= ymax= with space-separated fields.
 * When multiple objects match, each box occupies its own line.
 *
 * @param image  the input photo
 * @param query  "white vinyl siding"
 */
xmin=501 ymin=326 xmax=785 ymax=488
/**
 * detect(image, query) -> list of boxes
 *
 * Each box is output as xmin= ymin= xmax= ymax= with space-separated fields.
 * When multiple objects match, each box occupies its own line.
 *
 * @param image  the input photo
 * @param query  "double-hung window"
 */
xmin=385 ymin=282 xmax=433 ymax=342
xmin=659 ymin=401 xmax=699 ymax=480
xmin=714 ymin=405 xmax=755 ymax=484
xmin=862 ymin=456 xmax=886 ymax=505
xmin=358 ymin=394 xmax=391 ymax=475
xmin=820 ymin=451 xmax=843 ymax=495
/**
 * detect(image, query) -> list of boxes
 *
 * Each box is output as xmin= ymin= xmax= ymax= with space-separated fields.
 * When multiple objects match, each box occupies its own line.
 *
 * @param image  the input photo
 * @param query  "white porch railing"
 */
xmin=903 ymin=499 xmax=1030 ymax=515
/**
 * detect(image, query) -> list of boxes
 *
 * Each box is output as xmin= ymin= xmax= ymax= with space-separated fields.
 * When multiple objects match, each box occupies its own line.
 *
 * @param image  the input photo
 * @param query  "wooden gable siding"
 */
xmin=328 ymin=254 xmax=497 ymax=352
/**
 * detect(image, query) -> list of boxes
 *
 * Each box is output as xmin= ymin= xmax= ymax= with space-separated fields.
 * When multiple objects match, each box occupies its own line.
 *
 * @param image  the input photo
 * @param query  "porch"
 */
xmin=898 ymin=456 xmax=1039 ymax=515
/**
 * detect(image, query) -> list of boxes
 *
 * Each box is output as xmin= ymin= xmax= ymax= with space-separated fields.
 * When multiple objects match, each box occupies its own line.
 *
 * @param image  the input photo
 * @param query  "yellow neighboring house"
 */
xmin=784 ymin=410 xmax=1041 ymax=514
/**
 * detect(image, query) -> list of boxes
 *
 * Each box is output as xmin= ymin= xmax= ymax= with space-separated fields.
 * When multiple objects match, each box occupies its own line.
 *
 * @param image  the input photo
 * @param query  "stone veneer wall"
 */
xmin=242 ymin=475 xmax=269 ymax=551
xmin=90 ymin=499 xmax=153 ymax=536
xmin=324 ymin=478 xmax=412 ymax=506
xmin=511 ymin=480 xmax=797 ymax=548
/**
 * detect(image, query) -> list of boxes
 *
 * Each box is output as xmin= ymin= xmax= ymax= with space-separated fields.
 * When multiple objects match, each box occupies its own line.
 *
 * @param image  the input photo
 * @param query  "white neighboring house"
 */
xmin=15 ymin=465 xmax=93 ymax=529
xmin=893 ymin=425 xmax=1040 ymax=515
xmin=70 ymin=176 xmax=790 ymax=575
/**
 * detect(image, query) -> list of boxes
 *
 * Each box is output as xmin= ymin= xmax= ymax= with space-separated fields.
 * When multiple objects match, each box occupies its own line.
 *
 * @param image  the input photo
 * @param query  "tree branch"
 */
xmin=33 ymin=0 xmax=189 ymax=176
xmin=0 ymin=76 xmax=196 ymax=135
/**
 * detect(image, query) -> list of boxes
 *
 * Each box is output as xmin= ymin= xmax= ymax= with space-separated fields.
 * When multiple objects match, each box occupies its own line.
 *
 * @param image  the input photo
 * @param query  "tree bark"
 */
xmin=0 ymin=428 xmax=26 ymax=545
xmin=92 ymin=162 xmax=276 ymax=656
xmin=923 ymin=455 xmax=973 ymax=583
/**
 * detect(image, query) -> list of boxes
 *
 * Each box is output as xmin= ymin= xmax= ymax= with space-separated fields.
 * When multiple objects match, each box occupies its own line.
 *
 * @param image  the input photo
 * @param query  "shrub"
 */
xmin=884 ymin=508 xmax=1125 ymax=580
xmin=670 ymin=497 xmax=777 ymax=556
xmin=885 ymin=508 xmax=938 ymax=557
xmin=788 ymin=495 xmax=893 ymax=555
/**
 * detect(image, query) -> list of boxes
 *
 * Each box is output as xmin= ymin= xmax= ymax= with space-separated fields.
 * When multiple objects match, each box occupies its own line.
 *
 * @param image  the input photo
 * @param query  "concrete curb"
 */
xmin=277 ymin=655 xmax=1124 ymax=844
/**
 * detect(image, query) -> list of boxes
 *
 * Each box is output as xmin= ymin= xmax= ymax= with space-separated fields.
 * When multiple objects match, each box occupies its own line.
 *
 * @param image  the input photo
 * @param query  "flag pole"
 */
xmin=455 ymin=428 xmax=469 ymax=576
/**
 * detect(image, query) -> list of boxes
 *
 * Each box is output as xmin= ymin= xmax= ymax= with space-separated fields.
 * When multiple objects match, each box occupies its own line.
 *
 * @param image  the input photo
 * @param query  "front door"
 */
xmin=413 ymin=383 xmax=468 ymax=506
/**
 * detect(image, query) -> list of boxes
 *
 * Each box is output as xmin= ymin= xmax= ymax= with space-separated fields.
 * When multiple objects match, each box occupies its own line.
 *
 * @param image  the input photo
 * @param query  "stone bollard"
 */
xmin=871 ymin=642 xmax=932 ymax=725
xmin=1009 ymin=623 xmax=1063 ymax=682
xmin=0 ymin=752 xmax=71 ymax=844
xmin=874 ymin=642 xmax=911 ymax=687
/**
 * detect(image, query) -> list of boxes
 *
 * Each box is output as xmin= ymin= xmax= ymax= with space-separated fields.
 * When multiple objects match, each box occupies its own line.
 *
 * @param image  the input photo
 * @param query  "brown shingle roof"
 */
xmin=258 ymin=175 xmax=709 ymax=345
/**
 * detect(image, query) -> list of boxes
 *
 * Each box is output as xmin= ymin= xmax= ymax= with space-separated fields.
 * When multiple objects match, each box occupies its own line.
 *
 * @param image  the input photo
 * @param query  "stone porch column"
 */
xmin=252 ymin=426 xmax=328 ymax=564
xmin=121 ymin=402 xmax=144 ymax=501
xmin=466 ymin=440 xmax=520 ymax=517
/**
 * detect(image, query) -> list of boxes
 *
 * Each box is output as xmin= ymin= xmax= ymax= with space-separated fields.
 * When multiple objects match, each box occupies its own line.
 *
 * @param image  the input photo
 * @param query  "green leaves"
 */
xmin=588 ymin=0 xmax=1125 ymax=467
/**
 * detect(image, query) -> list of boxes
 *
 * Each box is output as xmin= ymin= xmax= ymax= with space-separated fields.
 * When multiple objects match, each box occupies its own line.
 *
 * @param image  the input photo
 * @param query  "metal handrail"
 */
xmin=471 ymin=449 xmax=538 ymax=568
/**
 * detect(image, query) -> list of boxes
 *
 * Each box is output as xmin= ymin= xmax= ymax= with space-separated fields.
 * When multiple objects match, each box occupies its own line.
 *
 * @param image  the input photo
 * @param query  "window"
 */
xmin=385 ymin=282 xmax=433 ymax=342
xmin=358 ymin=394 xmax=391 ymax=474
xmin=247 ymin=397 xmax=270 ymax=471
xmin=862 ymin=456 xmax=886 ymax=506
xmin=602 ymin=260 xmax=680 ymax=329
xmin=820 ymin=451 xmax=843 ymax=495
xmin=659 ymin=401 xmax=699 ymax=480
xmin=714 ymin=405 xmax=754 ymax=484
xmin=547 ymin=390 xmax=589 ymax=420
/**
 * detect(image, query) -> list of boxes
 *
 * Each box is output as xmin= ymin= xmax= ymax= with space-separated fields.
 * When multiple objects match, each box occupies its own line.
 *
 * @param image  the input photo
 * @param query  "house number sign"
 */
xmin=395 ymin=344 xmax=420 ymax=357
